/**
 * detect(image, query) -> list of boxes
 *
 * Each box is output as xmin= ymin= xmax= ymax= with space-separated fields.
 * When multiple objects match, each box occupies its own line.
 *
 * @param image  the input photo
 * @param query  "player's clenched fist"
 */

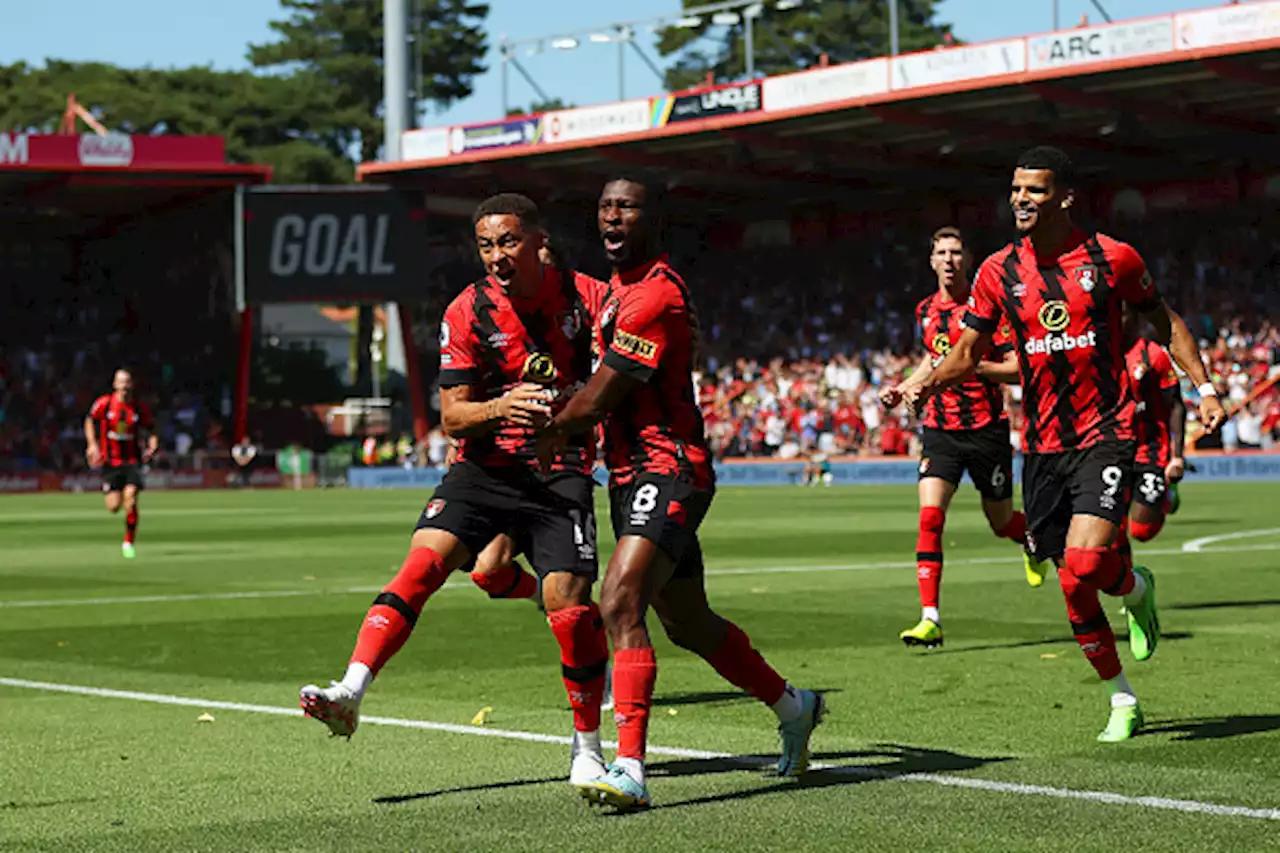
xmin=1199 ymin=395 xmax=1226 ymax=435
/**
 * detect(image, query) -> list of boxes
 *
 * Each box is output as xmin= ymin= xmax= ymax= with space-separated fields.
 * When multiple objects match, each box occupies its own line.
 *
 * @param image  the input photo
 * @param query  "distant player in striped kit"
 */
xmin=84 ymin=369 xmax=157 ymax=559
xmin=880 ymin=227 xmax=1044 ymax=649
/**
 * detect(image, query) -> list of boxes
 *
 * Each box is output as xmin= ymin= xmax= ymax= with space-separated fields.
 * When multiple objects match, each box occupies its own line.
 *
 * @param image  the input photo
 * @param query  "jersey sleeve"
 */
xmin=1151 ymin=345 xmax=1179 ymax=392
xmin=437 ymin=297 xmax=478 ymax=388
xmin=963 ymin=257 xmax=1004 ymax=334
xmin=1110 ymin=241 xmax=1160 ymax=311
xmin=914 ymin=298 xmax=929 ymax=346
xmin=573 ymin=272 xmax=609 ymax=321
xmin=88 ymin=395 xmax=108 ymax=420
xmin=603 ymin=282 xmax=672 ymax=382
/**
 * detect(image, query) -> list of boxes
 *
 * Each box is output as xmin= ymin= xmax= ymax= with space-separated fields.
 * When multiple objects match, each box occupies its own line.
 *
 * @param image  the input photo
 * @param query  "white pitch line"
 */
xmin=5 ymin=540 xmax=1279 ymax=610
xmin=1182 ymin=528 xmax=1280 ymax=553
xmin=1 ymin=676 xmax=1277 ymax=822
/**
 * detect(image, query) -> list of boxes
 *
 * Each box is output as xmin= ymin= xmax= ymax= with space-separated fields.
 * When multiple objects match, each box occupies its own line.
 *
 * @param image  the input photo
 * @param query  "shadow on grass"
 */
xmin=636 ymin=743 xmax=1013 ymax=813
xmin=374 ymin=776 xmax=564 ymax=805
xmin=653 ymin=687 xmax=843 ymax=709
xmin=1166 ymin=599 xmax=1280 ymax=612
xmin=1140 ymin=715 xmax=1280 ymax=741
xmin=936 ymin=631 xmax=1193 ymax=656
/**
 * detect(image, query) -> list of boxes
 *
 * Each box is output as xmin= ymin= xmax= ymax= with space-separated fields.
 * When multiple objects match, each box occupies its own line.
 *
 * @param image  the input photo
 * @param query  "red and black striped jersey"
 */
xmin=916 ymin=291 xmax=1012 ymax=431
xmin=88 ymin=394 xmax=152 ymax=466
xmin=439 ymin=265 xmax=606 ymax=473
xmin=964 ymin=230 xmax=1159 ymax=455
xmin=594 ymin=255 xmax=713 ymax=488
xmin=1125 ymin=338 xmax=1179 ymax=467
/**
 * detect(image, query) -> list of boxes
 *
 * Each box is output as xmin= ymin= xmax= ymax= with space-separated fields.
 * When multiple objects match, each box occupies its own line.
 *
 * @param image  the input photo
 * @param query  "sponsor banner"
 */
xmin=447 ymin=117 xmax=543 ymax=156
xmin=1176 ymin=1 xmax=1280 ymax=49
xmin=0 ymin=474 xmax=42 ymax=493
xmin=1027 ymin=18 xmax=1175 ymax=70
xmin=891 ymin=39 xmax=1026 ymax=90
xmin=400 ymin=127 xmax=450 ymax=161
xmin=763 ymin=58 xmax=889 ymax=113
xmin=654 ymin=82 xmax=763 ymax=127
xmin=241 ymin=187 xmax=429 ymax=303
xmin=544 ymin=100 xmax=652 ymax=144
xmin=1184 ymin=453 xmax=1280 ymax=482
xmin=0 ymin=133 xmax=226 ymax=169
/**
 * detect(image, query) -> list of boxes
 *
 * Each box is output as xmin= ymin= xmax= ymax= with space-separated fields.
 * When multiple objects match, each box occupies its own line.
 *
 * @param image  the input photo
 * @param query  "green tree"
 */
xmin=249 ymin=0 xmax=489 ymax=166
xmin=506 ymin=97 xmax=571 ymax=118
xmin=657 ymin=0 xmax=953 ymax=92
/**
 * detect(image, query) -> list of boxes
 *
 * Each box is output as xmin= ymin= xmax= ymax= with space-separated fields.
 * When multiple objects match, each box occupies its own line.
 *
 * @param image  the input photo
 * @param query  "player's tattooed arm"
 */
xmin=908 ymin=327 xmax=993 ymax=412
xmin=440 ymin=383 xmax=551 ymax=438
xmin=1143 ymin=299 xmax=1225 ymax=433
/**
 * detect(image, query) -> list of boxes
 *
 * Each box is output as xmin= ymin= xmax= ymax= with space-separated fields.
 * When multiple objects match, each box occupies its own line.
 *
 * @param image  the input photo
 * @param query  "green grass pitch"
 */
xmin=2 ymin=483 xmax=1279 ymax=852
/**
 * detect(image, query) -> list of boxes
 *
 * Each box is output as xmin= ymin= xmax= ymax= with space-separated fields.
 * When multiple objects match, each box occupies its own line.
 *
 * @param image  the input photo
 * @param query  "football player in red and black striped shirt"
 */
xmin=84 ymin=369 xmax=157 ymax=559
xmin=1123 ymin=306 xmax=1187 ymax=544
xmin=911 ymin=147 xmax=1225 ymax=742
xmin=539 ymin=175 xmax=822 ymax=811
xmin=301 ymin=194 xmax=617 ymax=791
xmin=880 ymin=227 xmax=1042 ymax=650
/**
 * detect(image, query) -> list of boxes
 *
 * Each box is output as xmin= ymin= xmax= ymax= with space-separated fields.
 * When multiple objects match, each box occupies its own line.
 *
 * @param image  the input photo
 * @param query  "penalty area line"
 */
xmin=0 ymin=676 xmax=1277 ymax=822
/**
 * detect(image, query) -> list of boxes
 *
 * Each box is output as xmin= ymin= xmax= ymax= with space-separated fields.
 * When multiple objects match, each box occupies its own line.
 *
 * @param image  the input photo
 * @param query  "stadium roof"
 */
xmin=0 ymin=133 xmax=271 ymax=232
xmin=359 ymin=3 xmax=1280 ymax=216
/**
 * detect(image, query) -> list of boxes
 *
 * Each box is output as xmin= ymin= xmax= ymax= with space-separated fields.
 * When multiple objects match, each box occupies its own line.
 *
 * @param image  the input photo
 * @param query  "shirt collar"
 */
xmin=612 ymin=253 xmax=670 ymax=285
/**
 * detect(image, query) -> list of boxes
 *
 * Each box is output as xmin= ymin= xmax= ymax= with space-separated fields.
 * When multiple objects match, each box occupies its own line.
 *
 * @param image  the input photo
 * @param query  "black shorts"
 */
xmin=1022 ymin=440 xmax=1135 ymax=562
xmin=415 ymin=461 xmax=597 ymax=580
xmin=102 ymin=464 xmax=145 ymax=494
xmin=919 ymin=420 xmax=1014 ymax=502
xmin=1132 ymin=463 xmax=1169 ymax=512
xmin=608 ymin=473 xmax=713 ymax=580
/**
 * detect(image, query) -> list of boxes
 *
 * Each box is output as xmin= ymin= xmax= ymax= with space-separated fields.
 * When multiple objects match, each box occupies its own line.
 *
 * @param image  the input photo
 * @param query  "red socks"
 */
xmin=1057 ymin=566 xmax=1122 ymax=680
xmin=471 ymin=562 xmax=538 ymax=600
xmin=1129 ymin=517 xmax=1164 ymax=543
xmin=547 ymin=604 xmax=609 ymax=732
xmin=995 ymin=510 xmax=1026 ymax=544
xmin=125 ymin=507 xmax=138 ymax=545
xmin=705 ymin=622 xmax=787 ymax=706
xmin=611 ymin=647 xmax=658 ymax=761
xmin=1065 ymin=546 xmax=1134 ymax=597
xmin=916 ymin=506 xmax=946 ymax=609
xmin=351 ymin=547 xmax=451 ymax=675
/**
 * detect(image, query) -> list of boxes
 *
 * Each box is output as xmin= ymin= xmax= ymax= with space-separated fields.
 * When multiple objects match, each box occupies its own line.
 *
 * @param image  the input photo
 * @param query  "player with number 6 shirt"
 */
xmin=880 ymin=226 xmax=1048 ymax=650
xmin=537 ymin=174 xmax=823 ymax=811
xmin=907 ymin=147 xmax=1225 ymax=742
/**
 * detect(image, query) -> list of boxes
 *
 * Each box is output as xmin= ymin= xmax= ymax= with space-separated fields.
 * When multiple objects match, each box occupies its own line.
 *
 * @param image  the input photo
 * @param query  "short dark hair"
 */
xmin=929 ymin=225 xmax=963 ymax=253
xmin=604 ymin=172 xmax=668 ymax=213
xmin=472 ymin=193 xmax=542 ymax=229
xmin=1015 ymin=146 xmax=1075 ymax=188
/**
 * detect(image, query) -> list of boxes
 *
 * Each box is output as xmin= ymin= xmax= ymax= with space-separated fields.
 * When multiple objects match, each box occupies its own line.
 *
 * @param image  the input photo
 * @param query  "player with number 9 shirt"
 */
xmin=538 ymin=174 xmax=823 ymax=811
xmin=908 ymin=147 xmax=1225 ymax=742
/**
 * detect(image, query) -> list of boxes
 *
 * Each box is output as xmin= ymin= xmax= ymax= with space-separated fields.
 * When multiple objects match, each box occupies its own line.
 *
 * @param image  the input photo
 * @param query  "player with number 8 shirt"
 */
xmin=538 ymin=174 xmax=823 ymax=811
xmin=908 ymin=147 xmax=1226 ymax=742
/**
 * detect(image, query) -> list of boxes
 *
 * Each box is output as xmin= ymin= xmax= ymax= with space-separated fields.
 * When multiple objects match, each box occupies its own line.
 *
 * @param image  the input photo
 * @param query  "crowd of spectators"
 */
xmin=5 ymin=201 xmax=1278 ymax=472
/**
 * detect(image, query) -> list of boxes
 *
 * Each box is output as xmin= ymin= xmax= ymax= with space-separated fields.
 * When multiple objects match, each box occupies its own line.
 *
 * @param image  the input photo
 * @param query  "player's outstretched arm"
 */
xmin=1143 ymin=299 xmax=1225 ymax=433
xmin=881 ymin=353 xmax=933 ymax=408
xmin=909 ymin=327 xmax=993 ymax=411
xmin=440 ymin=383 xmax=551 ymax=438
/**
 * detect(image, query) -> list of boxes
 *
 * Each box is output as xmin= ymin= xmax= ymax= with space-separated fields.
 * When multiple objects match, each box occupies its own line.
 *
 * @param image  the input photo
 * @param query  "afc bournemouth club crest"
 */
xmin=1076 ymin=265 xmax=1097 ymax=293
xmin=919 ymin=458 xmax=931 ymax=475
xmin=600 ymin=299 xmax=619 ymax=330
xmin=424 ymin=498 xmax=446 ymax=520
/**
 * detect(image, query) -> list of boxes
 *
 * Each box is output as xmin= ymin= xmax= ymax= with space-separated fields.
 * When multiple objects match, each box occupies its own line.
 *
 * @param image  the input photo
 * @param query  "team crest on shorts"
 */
xmin=424 ymin=498 xmax=446 ymax=519
xmin=919 ymin=458 xmax=930 ymax=474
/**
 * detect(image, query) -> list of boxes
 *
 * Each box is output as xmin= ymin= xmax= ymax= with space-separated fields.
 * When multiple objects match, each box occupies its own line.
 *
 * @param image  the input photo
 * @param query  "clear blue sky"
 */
xmin=0 ymin=0 xmax=1218 ymax=130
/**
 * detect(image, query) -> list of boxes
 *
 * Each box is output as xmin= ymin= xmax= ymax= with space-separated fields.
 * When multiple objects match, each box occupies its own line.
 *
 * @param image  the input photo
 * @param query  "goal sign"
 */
xmin=236 ymin=186 xmax=429 ymax=306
